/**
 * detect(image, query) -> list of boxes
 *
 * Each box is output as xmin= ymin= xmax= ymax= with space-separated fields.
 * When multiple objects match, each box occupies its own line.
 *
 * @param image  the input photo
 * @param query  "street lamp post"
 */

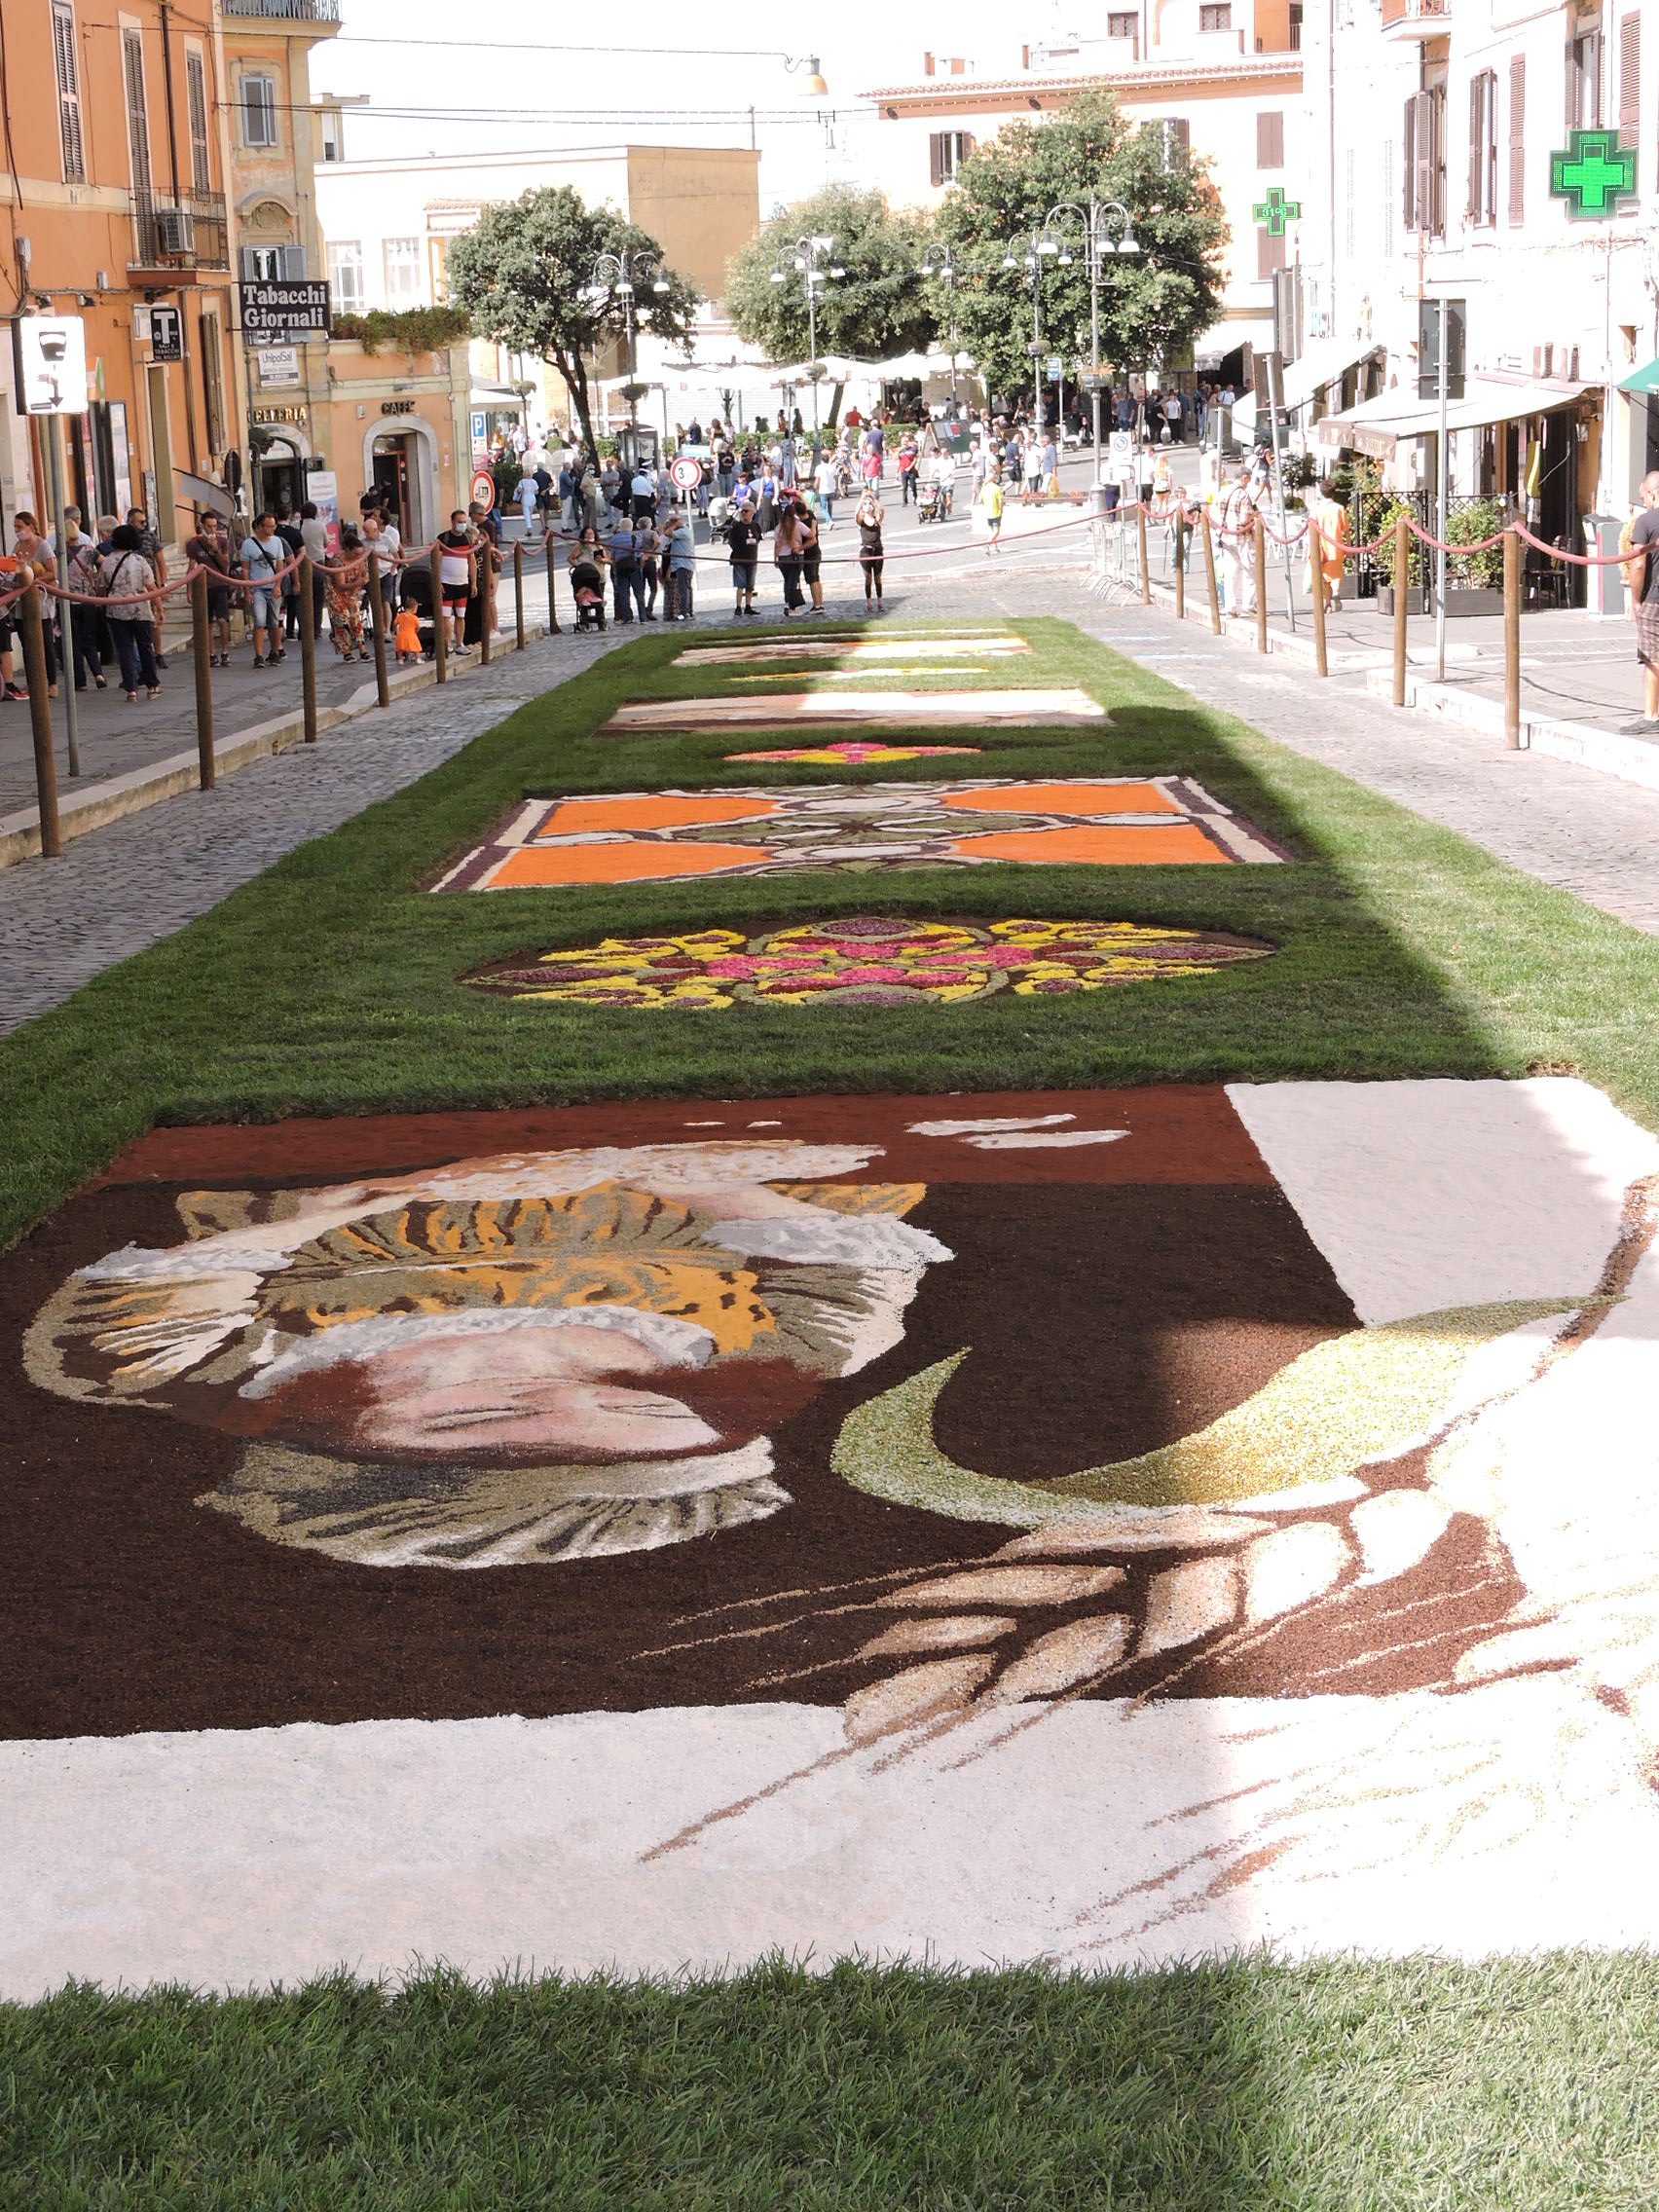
xmin=589 ymin=247 xmax=670 ymax=462
xmin=1001 ymin=235 xmax=1045 ymax=442
xmin=919 ymin=242 xmax=960 ymax=409
xmin=768 ymin=234 xmax=843 ymax=441
xmin=1040 ymin=197 xmax=1139 ymax=481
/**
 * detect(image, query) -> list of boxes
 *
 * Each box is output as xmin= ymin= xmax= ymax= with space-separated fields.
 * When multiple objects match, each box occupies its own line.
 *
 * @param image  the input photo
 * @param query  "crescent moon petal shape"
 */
xmin=832 ymin=1298 xmax=1599 ymax=1528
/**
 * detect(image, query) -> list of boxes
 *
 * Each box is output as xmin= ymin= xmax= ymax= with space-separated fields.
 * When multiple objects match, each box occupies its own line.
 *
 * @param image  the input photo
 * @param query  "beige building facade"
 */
xmin=858 ymin=9 xmax=1306 ymax=379
xmin=313 ymin=141 xmax=761 ymax=446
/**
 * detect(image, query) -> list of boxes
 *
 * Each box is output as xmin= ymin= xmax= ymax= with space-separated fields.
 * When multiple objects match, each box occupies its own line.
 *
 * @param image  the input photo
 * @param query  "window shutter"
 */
xmin=1419 ymin=88 xmax=1443 ymax=234
xmin=1508 ymin=55 xmax=1526 ymax=222
xmin=1468 ymin=76 xmax=1482 ymax=217
xmin=1619 ymin=14 xmax=1641 ymax=133
xmin=1257 ymin=110 xmax=1284 ymax=166
xmin=240 ymin=245 xmax=262 ymax=280
xmin=186 ymin=51 xmax=210 ymax=191
xmin=123 ymin=27 xmax=150 ymax=189
xmin=282 ymin=244 xmax=308 ymax=279
xmin=929 ymin=132 xmax=944 ymax=188
xmin=1403 ymin=95 xmax=1418 ymax=229
xmin=52 ymin=3 xmax=85 ymax=185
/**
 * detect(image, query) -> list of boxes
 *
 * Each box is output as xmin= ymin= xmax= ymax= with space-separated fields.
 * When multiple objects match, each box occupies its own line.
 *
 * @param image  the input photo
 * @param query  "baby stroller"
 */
xmin=916 ymin=477 xmax=945 ymax=524
xmin=570 ymin=556 xmax=608 ymax=632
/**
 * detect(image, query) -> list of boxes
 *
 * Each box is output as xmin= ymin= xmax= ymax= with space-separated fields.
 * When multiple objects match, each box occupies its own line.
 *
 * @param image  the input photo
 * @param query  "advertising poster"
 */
xmin=309 ymin=469 xmax=340 ymax=557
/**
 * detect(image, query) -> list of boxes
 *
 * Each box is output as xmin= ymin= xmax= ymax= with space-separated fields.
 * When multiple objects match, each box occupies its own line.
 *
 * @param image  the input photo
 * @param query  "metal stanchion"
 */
xmin=1253 ymin=516 xmax=1269 ymax=654
xmin=1200 ymin=512 xmax=1221 ymax=634
xmin=1392 ymin=512 xmax=1411 ymax=708
xmin=297 ymin=556 xmax=318 ymax=742
xmin=191 ymin=570 xmax=215 ymax=788
xmin=1309 ymin=522 xmax=1329 ymax=680
xmin=544 ymin=535 xmax=561 ymax=635
xmin=1173 ymin=513 xmax=1185 ymax=622
xmin=513 ymin=542 xmax=526 ymax=649
xmin=1136 ymin=503 xmax=1151 ymax=604
xmin=366 ymin=552 xmax=390 ymax=708
xmin=19 ymin=582 xmax=60 ymax=857
xmin=1503 ymin=526 xmax=1522 ymax=750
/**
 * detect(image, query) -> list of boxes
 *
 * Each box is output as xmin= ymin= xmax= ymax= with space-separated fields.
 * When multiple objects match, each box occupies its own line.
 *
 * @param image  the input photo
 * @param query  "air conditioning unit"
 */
xmin=154 ymin=207 xmax=195 ymax=257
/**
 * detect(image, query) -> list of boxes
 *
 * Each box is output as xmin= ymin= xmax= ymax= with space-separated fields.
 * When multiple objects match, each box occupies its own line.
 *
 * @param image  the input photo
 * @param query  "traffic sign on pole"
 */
xmin=470 ymin=466 xmax=497 ymax=509
xmin=670 ymin=456 xmax=701 ymax=492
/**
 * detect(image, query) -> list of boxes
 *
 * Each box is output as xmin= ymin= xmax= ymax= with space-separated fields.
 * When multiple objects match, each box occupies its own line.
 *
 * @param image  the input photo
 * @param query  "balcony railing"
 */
xmin=221 ymin=0 xmax=341 ymax=18
xmin=130 ymin=189 xmax=230 ymax=274
xmin=1381 ymin=0 xmax=1450 ymax=32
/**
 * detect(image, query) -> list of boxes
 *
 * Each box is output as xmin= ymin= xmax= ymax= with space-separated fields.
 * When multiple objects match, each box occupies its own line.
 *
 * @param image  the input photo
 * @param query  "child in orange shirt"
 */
xmin=392 ymin=603 xmax=424 ymax=665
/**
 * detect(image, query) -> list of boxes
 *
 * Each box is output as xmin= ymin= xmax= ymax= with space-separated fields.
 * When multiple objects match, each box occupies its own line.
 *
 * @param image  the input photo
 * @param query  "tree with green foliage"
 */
xmin=445 ymin=186 xmax=699 ymax=461
xmin=934 ymin=92 xmax=1228 ymax=411
xmin=725 ymin=186 xmax=938 ymax=367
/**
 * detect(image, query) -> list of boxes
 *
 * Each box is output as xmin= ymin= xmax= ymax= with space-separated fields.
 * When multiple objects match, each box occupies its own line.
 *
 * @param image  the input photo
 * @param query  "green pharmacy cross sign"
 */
xmin=1550 ymin=129 xmax=1637 ymax=217
xmin=1253 ymin=187 xmax=1302 ymax=236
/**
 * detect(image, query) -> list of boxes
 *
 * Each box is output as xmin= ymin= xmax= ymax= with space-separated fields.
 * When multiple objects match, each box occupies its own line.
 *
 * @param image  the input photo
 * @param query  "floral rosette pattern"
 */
xmin=725 ymin=744 xmax=982 ymax=765
xmin=464 ymin=917 xmax=1274 ymax=1012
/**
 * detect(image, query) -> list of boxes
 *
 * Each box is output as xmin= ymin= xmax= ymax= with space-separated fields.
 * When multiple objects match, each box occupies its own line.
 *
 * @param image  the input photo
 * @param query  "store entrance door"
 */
xmin=371 ymin=437 xmax=411 ymax=536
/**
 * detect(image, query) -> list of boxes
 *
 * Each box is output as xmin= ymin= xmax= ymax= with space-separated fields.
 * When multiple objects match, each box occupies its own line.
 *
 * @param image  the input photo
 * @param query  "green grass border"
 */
xmin=2 ymin=614 xmax=1655 ymax=1248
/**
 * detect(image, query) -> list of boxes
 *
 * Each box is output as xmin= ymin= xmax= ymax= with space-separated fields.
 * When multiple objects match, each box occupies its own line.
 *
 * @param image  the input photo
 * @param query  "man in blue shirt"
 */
xmin=608 ymin=519 xmax=642 ymax=623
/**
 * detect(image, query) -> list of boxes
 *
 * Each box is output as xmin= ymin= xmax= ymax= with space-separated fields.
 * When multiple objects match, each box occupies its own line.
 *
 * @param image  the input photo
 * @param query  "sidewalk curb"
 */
xmin=1119 ymin=570 xmax=1659 ymax=796
xmin=0 ymin=620 xmax=558 ymax=868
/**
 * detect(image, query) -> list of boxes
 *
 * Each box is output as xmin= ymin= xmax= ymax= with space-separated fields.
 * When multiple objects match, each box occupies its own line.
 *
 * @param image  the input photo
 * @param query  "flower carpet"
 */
xmin=463 ymin=916 xmax=1274 ymax=1010
xmin=431 ymin=779 xmax=1288 ymax=892
xmin=9 ymin=1077 xmax=1659 ymax=1990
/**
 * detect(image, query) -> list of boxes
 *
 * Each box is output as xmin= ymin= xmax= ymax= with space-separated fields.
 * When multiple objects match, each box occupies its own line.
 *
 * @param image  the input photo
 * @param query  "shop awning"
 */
xmin=1232 ymin=342 xmax=1382 ymax=435
xmin=1316 ymin=373 xmax=1593 ymax=455
xmin=470 ymin=381 xmax=525 ymax=406
xmin=1619 ymin=358 xmax=1659 ymax=394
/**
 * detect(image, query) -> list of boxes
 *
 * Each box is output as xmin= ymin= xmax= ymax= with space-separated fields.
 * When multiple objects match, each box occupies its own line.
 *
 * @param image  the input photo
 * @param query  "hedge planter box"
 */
xmin=1376 ymin=585 xmax=1430 ymax=616
xmin=1375 ymin=584 xmax=1503 ymax=617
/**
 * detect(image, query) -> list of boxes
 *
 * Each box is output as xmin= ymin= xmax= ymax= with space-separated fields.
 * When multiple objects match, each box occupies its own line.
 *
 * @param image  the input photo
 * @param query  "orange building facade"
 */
xmin=0 ymin=0 xmax=242 ymax=540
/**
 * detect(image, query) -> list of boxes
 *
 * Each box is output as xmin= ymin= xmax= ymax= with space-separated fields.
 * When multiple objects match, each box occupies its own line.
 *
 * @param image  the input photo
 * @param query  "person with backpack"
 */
xmin=95 ymin=523 xmax=163 ymax=699
xmin=238 ymin=511 xmax=286 ymax=668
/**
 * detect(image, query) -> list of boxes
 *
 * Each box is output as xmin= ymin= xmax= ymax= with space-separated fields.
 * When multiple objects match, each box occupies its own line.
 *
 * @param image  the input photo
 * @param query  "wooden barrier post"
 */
xmin=1173 ymin=513 xmax=1186 ymax=621
xmin=1253 ymin=514 xmax=1269 ymax=653
xmin=365 ymin=552 xmax=390 ymax=708
xmin=297 ymin=555 xmax=318 ymax=742
xmin=190 ymin=570 xmax=215 ymax=789
xmin=1391 ymin=511 xmax=1411 ymax=707
xmin=432 ymin=544 xmax=448 ymax=683
xmin=1200 ymin=511 xmax=1221 ymax=634
xmin=1309 ymin=521 xmax=1329 ymax=680
xmin=1136 ymin=502 xmax=1151 ymax=604
xmin=544 ymin=535 xmax=561 ymax=635
xmin=1503 ymin=524 xmax=1522 ymax=750
xmin=19 ymin=581 xmax=60 ymax=857
xmin=513 ymin=542 xmax=526 ymax=649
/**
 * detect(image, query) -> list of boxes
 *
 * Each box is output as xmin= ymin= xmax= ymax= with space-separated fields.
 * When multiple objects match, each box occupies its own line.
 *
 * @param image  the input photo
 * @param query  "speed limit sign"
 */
xmin=470 ymin=466 xmax=497 ymax=509
xmin=670 ymin=456 xmax=702 ymax=492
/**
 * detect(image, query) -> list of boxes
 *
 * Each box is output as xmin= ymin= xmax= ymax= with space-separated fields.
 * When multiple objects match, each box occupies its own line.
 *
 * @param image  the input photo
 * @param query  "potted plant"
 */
xmin=1441 ymin=497 xmax=1506 ymax=615
xmin=1372 ymin=495 xmax=1429 ymax=615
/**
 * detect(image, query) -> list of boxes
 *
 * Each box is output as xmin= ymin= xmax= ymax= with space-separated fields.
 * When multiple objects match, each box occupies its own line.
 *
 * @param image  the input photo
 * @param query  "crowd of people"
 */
xmin=0 ymin=382 xmax=1246 ymax=685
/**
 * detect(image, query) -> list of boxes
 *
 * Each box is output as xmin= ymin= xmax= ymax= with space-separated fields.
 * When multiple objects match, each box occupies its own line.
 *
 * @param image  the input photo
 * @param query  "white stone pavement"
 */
xmin=3 ymin=546 xmax=1658 ymax=1036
